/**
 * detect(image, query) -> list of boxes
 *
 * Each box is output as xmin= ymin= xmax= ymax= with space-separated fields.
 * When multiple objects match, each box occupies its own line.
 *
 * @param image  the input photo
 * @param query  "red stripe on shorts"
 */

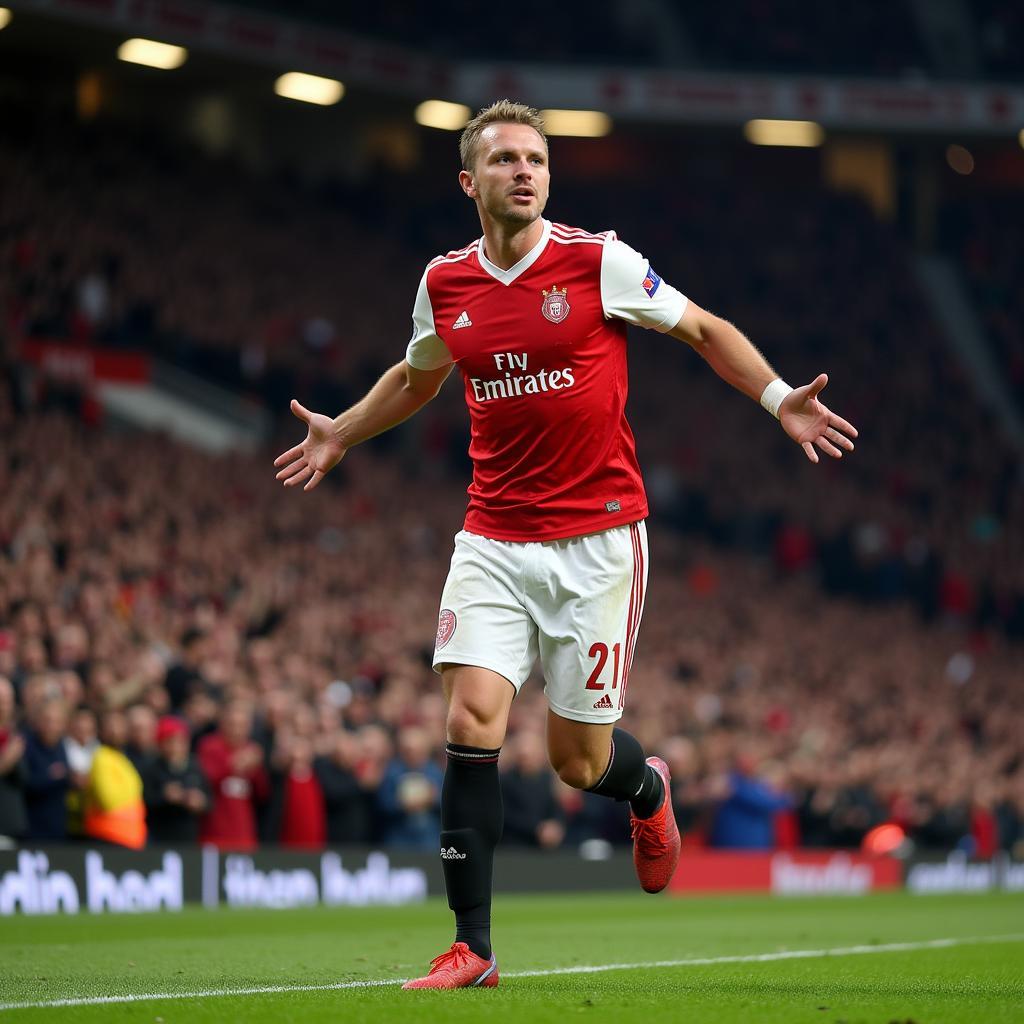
xmin=620 ymin=527 xmax=638 ymax=695
xmin=619 ymin=524 xmax=642 ymax=709
xmin=620 ymin=524 xmax=645 ymax=709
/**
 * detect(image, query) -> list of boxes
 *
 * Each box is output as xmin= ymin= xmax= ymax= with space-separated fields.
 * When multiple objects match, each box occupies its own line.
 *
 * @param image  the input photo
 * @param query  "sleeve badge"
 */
xmin=642 ymin=265 xmax=661 ymax=298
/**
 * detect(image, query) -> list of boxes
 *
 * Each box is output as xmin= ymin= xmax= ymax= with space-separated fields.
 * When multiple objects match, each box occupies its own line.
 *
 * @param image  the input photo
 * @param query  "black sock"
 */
xmin=586 ymin=728 xmax=664 ymax=819
xmin=440 ymin=743 xmax=502 ymax=960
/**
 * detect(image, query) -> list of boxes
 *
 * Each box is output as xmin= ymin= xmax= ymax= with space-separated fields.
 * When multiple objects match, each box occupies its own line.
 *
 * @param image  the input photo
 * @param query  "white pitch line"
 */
xmin=1 ymin=933 xmax=1021 ymax=1012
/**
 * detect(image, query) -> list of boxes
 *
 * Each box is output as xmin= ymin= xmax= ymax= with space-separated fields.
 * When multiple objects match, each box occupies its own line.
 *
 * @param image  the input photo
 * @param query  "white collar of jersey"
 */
xmin=476 ymin=219 xmax=552 ymax=286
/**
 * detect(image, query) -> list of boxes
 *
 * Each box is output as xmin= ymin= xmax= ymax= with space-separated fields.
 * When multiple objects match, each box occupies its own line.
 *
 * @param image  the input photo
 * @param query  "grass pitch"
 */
xmin=1 ymin=890 xmax=1021 ymax=1023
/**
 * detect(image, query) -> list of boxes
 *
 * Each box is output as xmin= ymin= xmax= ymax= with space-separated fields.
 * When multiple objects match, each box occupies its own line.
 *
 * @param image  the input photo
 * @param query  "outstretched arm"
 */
xmin=274 ymin=360 xmax=453 ymax=491
xmin=667 ymin=301 xmax=858 ymax=464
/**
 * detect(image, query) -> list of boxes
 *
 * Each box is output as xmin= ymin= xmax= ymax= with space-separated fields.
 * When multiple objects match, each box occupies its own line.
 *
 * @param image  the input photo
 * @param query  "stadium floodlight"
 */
xmin=415 ymin=100 xmax=471 ymax=131
xmin=541 ymin=109 xmax=612 ymax=137
xmin=274 ymin=72 xmax=344 ymax=106
xmin=117 ymin=38 xmax=188 ymax=70
xmin=744 ymin=119 xmax=824 ymax=147
xmin=0 ymin=8 xmax=13 ymax=30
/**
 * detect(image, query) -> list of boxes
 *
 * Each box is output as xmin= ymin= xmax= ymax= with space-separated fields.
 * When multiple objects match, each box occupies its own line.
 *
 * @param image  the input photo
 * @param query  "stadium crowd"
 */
xmin=3 ymin=119 xmax=1022 ymax=645
xmin=1 ymin=113 xmax=1021 ymax=857
xmin=0 ymin=392 xmax=1020 ymax=856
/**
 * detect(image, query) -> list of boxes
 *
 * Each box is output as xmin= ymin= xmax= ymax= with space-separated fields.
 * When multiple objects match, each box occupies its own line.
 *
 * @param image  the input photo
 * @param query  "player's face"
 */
xmin=462 ymin=123 xmax=549 ymax=227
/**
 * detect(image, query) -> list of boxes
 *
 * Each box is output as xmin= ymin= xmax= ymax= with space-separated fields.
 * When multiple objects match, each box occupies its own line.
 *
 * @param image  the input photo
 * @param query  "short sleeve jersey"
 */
xmin=406 ymin=219 xmax=687 ymax=541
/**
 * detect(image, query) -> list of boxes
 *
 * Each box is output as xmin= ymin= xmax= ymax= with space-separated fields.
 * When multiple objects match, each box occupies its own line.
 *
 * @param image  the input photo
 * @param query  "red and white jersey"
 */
xmin=406 ymin=219 xmax=687 ymax=541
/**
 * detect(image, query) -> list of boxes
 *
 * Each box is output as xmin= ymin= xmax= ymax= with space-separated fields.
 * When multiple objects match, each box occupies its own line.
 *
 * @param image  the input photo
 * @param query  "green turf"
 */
xmin=1 ymin=891 xmax=1021 ymax=1023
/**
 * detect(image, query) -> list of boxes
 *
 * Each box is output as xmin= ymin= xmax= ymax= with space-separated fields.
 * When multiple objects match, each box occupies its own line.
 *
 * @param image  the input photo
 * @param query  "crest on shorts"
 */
xmin=435 ymin=608 xmax=457 ymax=649
xmin=541 ymin=285 xmax=570 ymax=324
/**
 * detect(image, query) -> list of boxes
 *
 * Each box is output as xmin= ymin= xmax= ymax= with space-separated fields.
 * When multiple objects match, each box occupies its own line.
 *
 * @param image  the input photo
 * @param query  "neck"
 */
xmin=479 ymin=216 xmax=544 ymax=271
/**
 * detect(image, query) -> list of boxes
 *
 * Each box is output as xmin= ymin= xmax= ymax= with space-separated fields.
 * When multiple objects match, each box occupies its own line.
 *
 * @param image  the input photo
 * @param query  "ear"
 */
xmin=458 ymin=169 xmax=477 ymax=199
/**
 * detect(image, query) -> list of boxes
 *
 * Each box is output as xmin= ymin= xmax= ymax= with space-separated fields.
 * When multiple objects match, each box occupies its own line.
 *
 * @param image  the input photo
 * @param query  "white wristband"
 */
xmin=759 ymin=378 xmax=793 ymax=419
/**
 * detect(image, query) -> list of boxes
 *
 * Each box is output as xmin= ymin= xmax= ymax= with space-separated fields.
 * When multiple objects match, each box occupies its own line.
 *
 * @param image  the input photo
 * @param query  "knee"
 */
xmin=552 ymin=753 xmax=604 ymax=791
xmin=446 ymin=701 xmax=505 ymax=749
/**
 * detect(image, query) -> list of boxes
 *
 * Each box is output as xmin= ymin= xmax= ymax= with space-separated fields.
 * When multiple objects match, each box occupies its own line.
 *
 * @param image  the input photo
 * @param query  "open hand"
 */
xmin=779 ymin=373 xmax=858 ymax=464
xmin=185 ymin=788 xmax=207 ymax=813
xmin=273 ymin=400 xmax=347 ymax=492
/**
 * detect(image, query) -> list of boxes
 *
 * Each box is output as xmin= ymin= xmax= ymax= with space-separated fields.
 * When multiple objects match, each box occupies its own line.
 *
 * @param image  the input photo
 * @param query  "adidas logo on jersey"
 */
xmin=440 ymin=846 xmax=467 ymax=860
xmin=593 ymin=693 xmax=614 ymax=710
xmin=452 ymin=311 xmax=473 ymax=330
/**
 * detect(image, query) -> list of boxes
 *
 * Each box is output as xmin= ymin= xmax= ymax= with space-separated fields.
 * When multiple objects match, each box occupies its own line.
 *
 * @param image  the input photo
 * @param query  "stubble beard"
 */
xmin=482 ymin=190 xmax=547 ymax=230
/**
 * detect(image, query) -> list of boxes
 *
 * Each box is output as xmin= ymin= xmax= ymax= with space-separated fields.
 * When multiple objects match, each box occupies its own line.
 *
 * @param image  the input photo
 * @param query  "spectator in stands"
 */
xmin=53 ymin=622 xmax=90 ymax=677
xmin=64 ymin=706 xmax=99 ymax=836
xmin=709 ymin=755 xmax=793 ymax=850
xmin=377 ymin=727 xmax=442 ymax=850
xmin=165 ymin=629 xmax=209 ymax=711
xmin=13 ymin=637 xmax=49 ymax=694
xmin=969 ymin=782 xmax=1000 ymax=861
xmin=197 ymin=700 xmax=268 ymax=850
xmin=501 ymin=730 xmax=564 ymax=849
xmin=355 ymin=725 xmax=392 ymax=841
xmin=82 ymin=730 xmax=147 ymax=850
xmin=0 ymin=677 xmax=28 ymax=842
xmin=64 ymin=707 xmax=99 ymax=782
xmin=272 ymin=733 xmax=326 ymax=850
xmin=125 ymin=703 xmax=159 ymax=776
xmin=23 ymin=698 xmax=70 ymax=841
xmin=143 ymin=716 xmax=209 ymax=844
xmin=181 ymin=688 xmax=219 ymax=750
xmin=316 ymin=730 xmax=373 ymax=844
xmin=255 ymin=688 xmax=297 ymax=763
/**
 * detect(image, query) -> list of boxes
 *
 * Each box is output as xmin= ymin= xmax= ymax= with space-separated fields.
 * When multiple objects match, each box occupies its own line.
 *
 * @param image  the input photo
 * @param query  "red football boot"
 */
xmin=401 ymin=942 xmax=499 ymax=990
xmin=630 ymin=756 xmax=681 ymax=894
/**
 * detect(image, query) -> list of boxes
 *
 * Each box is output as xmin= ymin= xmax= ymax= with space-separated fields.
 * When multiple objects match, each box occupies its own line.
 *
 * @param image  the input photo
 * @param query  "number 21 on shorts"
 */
xmin=585 ymin=642 xmax=621 ymax=690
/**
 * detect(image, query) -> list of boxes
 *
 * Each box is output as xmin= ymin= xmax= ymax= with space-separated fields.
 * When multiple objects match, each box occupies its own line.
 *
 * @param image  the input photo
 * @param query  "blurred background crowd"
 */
xmin=0 ymin=1 xmax=1021 ymax=859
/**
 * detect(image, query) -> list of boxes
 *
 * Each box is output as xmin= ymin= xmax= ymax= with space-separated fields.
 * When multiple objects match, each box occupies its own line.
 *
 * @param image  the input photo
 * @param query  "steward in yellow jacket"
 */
xmin=83 ymin=745 xmax=147 ymax=849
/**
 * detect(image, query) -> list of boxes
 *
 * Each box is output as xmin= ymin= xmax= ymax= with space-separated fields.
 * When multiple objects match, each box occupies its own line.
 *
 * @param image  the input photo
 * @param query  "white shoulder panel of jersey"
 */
xmin=600 ymin=237 xmax=688 ymax=333
xmin=405 ymin=266 xmax=454 ymax=370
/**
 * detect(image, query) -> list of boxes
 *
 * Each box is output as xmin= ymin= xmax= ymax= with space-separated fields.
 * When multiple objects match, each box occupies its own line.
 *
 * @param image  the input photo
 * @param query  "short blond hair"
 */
xmin=459 ymin=99 xmax=548 ymax=171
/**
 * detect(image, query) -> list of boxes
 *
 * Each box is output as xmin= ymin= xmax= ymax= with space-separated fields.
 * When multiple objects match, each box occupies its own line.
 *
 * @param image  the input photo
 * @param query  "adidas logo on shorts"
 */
xmin=592 ymin=693 xmax=614 ymax=710
xmin=440 ymin=846 xmax=467 ymax=860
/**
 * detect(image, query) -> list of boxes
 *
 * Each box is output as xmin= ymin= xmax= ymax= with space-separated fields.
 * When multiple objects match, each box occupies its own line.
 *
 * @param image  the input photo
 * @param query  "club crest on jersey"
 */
xmin=541 ymin=285 xmax=571 ymax=324
xmin=435 ymin=608 xmax=457 ymax=649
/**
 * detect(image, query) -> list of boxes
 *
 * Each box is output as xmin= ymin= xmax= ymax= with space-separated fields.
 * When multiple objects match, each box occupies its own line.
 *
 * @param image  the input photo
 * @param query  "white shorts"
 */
xmin=432 ymin=521 xmax=649 ymax=724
